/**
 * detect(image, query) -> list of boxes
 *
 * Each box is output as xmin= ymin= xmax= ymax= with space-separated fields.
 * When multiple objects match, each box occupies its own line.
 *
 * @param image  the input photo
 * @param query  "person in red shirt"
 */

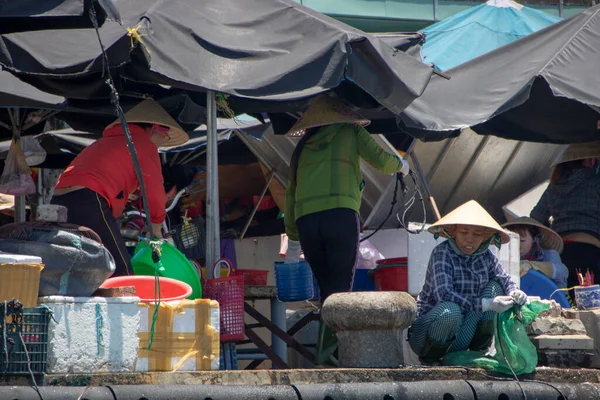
xmin=51 ymin=99 xmax=189 ymax=277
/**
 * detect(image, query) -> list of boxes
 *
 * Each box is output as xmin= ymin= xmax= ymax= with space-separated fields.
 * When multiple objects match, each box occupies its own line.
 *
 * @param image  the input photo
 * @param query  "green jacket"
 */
xmin=284 ymin=123 xmax=404 ymax=241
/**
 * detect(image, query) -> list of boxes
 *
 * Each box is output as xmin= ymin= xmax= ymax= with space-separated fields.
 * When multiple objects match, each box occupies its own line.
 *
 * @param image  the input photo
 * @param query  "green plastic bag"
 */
xmin=443 ymin=300 xmax=549 ymax=375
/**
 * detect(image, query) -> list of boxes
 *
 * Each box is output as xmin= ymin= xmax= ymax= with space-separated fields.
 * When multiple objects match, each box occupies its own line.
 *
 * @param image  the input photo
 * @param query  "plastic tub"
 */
xmin=101 ymin=276 xmax=193 ymax=302
xmin=352 ymin=269 xmax=376 ymax=292
xmin=274 ymin=261 xmax=314 ymax=302
xmin=369 ymin=265 xmax=408 ymax=292
xmin=132 ymin=240 xmax=202 ymax=299
xmin=520 ymin=269 xmax=571 ymax=308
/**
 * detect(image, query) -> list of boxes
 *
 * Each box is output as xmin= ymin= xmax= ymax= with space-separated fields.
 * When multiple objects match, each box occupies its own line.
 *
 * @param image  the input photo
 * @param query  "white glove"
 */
xmin=481 ymin=296 xmax=514 ymax=313
xmin=284 ymin=240 xmax=302 ymax=264
xmin=400 ymin=158 xmax=410 ymax=177
xmin=510 ymin=289 xmax=528 ymax=306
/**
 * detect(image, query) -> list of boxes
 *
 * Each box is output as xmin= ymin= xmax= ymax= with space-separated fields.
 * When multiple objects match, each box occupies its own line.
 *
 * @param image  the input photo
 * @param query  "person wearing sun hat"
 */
xmin=52 ymin=98 xmax=189 ymax=277
xmin=503 ymin=217 xmax=568 ymax=288
xmin=407 ymin=200 xmax=526 ymax=365
xmin=283 ymin=93 xmax=410 ymax=366
xmin=531 ymin=141 xmax=600 ymax=288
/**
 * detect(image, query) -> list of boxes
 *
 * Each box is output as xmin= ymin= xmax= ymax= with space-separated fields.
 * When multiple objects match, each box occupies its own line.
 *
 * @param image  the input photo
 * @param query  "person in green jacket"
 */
xmin=284 ymin=94 xmax=410 ymax=366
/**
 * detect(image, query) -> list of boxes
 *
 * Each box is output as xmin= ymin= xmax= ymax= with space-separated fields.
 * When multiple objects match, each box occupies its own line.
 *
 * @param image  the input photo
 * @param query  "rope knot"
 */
xmin=127 ymin=24 xmax=151 ymax=54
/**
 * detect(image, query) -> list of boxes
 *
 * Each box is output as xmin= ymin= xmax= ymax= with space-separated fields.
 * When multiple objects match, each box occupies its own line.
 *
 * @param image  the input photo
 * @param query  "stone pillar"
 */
xmin=321 ymin=291 xmax=417 ymax=368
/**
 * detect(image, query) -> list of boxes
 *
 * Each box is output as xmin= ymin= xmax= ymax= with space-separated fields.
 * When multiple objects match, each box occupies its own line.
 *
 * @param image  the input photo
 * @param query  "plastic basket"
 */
xmin=0 ymin=303 xmax=50 ymax=375
xmin=0 ymin=263 xmax=44 ymax=307
xmin=232 ymin=269 xmax=269 ymax=286
xmin=274 ymin=261 xmax=314 ymax=302
xmin=171 ymin=217 xmax=206 ymax=261
xmin=202 ymin=260 xmax=245 ymax=343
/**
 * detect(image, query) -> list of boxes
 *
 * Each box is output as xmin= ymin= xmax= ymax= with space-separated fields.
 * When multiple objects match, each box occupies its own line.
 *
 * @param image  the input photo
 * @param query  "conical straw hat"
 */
xmin=502 ymin=216 xmax=563 ymax=253
xmin=428 ymin=200 xmax=510 ymax=244
xmin=106 ymin=98 xmax=189 ymax=146
xmin=551 ymin=142 xmax=600 ymax=166
xmin=286 ymin=94 xmax=370 ymax=137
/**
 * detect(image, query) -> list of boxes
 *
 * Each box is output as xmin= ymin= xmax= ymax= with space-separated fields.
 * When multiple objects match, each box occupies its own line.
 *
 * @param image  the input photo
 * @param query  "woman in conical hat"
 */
xmin=283 ymin=93 xmax=410 ymax=366
xmin=502 ymin=217 xmax=568 ymax=288
xmin=408 ymin=200 xmax=526 ymax=365
xmin=531 ymin=141 xmax=600 ymax=288
xmin=52 ymin=99 xmax=189 ymax=277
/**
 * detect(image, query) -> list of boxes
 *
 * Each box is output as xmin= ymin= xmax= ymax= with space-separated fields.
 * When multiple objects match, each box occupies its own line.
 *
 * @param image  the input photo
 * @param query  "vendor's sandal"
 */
xmin=469 ymin=319 xmax=495 ymax=352
xmin=315 ymin=321 xmax=339 ymax=368
xmin=419 ymin=337 xmax=453 ymax=366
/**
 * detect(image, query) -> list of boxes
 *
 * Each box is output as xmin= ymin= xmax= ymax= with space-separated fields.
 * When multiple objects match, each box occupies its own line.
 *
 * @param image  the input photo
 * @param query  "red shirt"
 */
xmin=55 ymin=124 xmax=166 ymax=224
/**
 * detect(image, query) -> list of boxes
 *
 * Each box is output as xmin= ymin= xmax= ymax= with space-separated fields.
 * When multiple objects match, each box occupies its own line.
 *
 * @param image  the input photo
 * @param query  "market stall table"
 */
xmin=241 ymin=285 xmax=318 ymax=369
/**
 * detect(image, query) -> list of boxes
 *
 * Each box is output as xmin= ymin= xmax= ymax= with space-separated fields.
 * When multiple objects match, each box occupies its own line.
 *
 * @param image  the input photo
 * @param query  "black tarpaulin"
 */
xmin=0 ymin=0 xmax=120 ymax=33
xmin=0 ymin=0 xmax=433 ymax=114
xmin=397 ymin=5 xmax=600 ymax=144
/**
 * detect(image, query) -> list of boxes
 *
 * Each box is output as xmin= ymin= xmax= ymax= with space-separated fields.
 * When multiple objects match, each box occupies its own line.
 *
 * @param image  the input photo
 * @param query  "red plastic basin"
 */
xmin=369 ymin=265 xmax=408 ymax=292
xmin=100 ymin=276 xmax=193 ymax=302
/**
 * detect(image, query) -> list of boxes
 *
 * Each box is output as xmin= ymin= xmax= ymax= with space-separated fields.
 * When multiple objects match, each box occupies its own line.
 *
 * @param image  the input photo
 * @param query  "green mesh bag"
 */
xmin=442 ymin=300 xmax=549 ymax=375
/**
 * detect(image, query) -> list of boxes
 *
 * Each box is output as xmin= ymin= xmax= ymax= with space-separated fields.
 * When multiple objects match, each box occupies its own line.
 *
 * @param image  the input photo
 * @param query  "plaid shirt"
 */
xmin=531 ymin=168 xmax=600 ymax=240
xmin=416 ymin=241 xmax=518 ymax=317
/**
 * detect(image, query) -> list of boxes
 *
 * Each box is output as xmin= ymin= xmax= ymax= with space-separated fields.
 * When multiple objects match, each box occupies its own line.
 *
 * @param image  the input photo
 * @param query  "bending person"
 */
xmin=503 ymin=217 xmax=568 ymax=288
xmin=284 ymin=94 xmax=409 ymax=365
xmin=531 ymin=142 xmax=600 ymax=287
xmin=408 ymin=200 xmax=526 ymax=365
xmin=52 ymin=99 xmax=189 ymax=277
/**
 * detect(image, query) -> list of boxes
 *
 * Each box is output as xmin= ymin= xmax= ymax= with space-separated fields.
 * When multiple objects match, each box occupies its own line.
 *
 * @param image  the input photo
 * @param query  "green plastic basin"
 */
xmin=131 ymin=240 xmax=202 ymax=299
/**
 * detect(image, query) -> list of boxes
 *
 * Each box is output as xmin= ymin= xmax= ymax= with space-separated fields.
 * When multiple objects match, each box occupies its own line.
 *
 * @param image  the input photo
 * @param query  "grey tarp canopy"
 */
xmin=0 ymin=0 xmax=433 ymax=114
xmin=0 ymin=0 xmax=120 ymax=33
xmin=397 ymin=4 xmax=600 ymax=144
xmin=0 ymin=1 xmax=434 ymax=275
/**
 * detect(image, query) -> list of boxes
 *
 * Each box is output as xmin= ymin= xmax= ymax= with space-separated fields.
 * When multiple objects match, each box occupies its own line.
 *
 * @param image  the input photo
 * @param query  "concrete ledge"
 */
xmin=2 ymin=367 xmax=600 ymax=387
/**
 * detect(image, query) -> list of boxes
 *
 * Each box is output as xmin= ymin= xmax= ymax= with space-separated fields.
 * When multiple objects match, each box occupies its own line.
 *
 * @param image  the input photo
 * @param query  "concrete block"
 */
xmin=36 ymin=204 xmax=67 ymax=222
xmin=537 ymin=350 xmax=593 ymax=368
xmin=39 ymin=296 xmax=140 ymax=374
xmin=527 ymin=317 xmax=587 ymax=336
xmin=532 ymin=334 xmax=594 ymax=350
xmin=562 ymin=309 xmax=600 ymax=368
xmin=537 ymin=299 xmax=562 ymax=318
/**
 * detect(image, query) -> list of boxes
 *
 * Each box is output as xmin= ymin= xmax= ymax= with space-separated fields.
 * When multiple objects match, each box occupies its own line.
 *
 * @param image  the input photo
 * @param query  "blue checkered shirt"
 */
xmin=531 ymin=168 xmax=600 ymax=240
xmin=416 ymin=241 xmax=518 ymax=317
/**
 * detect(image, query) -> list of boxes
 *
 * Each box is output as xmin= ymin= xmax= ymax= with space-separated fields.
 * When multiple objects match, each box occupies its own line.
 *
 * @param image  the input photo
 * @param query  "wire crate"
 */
xmin=0 ymin=303 xmax=51 ymax=375
xmin=171 ymin=217 xmax=206 ymax=261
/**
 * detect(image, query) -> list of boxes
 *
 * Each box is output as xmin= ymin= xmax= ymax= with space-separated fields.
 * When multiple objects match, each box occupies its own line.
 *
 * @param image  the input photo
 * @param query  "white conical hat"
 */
xmin=502 ymin=216 xmax=563 ymax=253
xmin=428 ymin=200 xmax=510 ymax=244
xmin=551 ymin=141 xmax=600 ymax=166
xmin=286 ymin=94 xmax=370 ymax=137
xmin=106 ymin=98 xmax=189 ymax=146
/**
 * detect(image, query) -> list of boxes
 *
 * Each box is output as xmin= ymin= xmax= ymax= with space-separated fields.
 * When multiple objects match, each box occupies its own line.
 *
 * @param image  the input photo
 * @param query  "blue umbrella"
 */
xmin=420 ymin=0 xmax=560 ymax=71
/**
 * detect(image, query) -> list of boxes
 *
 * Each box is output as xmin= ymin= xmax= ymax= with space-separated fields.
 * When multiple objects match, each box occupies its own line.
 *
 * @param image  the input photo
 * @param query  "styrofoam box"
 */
xmin=0 ymin=252 xmax=42 ymax=264
xmin=136 ymin=299 xmax=220 ymax=372
xmin=38 ymin=296 xmax=140 ymax=374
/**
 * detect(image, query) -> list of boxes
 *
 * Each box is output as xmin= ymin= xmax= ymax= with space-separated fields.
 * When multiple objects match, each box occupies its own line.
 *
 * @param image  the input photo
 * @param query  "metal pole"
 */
xmin=15 ymin=196 xmax=26 ymax=222
xmin=559 ymin=0 xmax=564 ymax=18
xmin=240 ymin=172 xmax=275 ymax=239
xmin=205 ymin=91 xmax=220 ymax=279
xmin=38 ymin=168 xmax=44 ymax=206
xmin=270 ymin=299 xmax=288 ymax=367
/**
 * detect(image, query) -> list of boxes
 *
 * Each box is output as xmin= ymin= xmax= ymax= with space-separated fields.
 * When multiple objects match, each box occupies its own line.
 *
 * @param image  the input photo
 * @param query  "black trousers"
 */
xmin=296 ymin=208 xmax=359 ymax=302
xmin=51 ymin=188 xmax=132 ymax=277
xmin=561 ymin=241 xmax=600 ymax=288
